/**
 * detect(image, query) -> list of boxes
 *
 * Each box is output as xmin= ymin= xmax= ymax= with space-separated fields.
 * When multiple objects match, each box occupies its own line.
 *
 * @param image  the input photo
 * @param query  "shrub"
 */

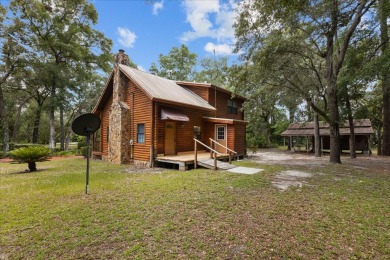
xmin=9 ymin=146 xmax=51 ymax=172
xmin=0 ymin=151 xmax=7 ymax=159
xmin=78 ymin=141 xmax=87 ymax=149
xmin=53 ymin=150 xmax=77 ymax=157
xmin=79 ymin=146 xmax=91 ymax=158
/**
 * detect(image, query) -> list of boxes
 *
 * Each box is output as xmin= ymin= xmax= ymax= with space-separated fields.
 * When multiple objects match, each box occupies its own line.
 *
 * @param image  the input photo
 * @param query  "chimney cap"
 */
xmin=119 ymin=49 xmax=125 ymax=53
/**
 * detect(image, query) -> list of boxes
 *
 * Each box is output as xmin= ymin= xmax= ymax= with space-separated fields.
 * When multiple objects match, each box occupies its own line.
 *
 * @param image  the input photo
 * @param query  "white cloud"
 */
xmin=180 ymin=0 xmax=237 ymax=43
xmin=118 ymin=27 xmax=137 ymax=48
xmin=204 ymin=42 xmax=233 ymax=56
xmin=152 ymin=1 xmax=164 ymax=15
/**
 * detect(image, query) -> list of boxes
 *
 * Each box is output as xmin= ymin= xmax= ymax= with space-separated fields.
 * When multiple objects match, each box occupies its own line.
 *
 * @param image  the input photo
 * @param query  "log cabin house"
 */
xmin=92 ymin=50 xmax=247 ymax=170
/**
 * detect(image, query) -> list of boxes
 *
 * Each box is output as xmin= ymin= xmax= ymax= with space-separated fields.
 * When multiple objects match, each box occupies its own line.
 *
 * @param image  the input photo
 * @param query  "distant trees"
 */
xmin=0 ymin=0 xmax=112 ymax=151
xmin=234 ymin=0 xmax=383 ymax=162
xmin=149 ymin=44 xmax=197 ymax=81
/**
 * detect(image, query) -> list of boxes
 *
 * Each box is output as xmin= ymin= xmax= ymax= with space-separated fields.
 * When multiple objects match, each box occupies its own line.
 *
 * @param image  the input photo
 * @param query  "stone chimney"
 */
xmin=115 ymin=49 xmax=130 ymax=66
xmin=107 ymin=50 xmax=131 ymax=164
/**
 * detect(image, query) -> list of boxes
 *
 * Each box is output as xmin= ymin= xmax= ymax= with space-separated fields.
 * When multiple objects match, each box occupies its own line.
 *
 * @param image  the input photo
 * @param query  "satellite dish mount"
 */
xmin=72 ymin=113 xmax=101 ymax=194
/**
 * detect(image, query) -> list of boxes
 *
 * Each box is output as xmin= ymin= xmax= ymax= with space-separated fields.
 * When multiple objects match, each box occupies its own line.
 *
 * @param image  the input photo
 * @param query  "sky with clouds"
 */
xmin=93 ymin=0 xmax=239 ymax=71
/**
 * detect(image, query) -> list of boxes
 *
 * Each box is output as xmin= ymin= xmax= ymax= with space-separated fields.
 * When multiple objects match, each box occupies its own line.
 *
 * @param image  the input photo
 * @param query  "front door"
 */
xmin=165 ymin=122 xmax=176 ymax=155
xmin=215 ymin=124 xmax=227 ymax=154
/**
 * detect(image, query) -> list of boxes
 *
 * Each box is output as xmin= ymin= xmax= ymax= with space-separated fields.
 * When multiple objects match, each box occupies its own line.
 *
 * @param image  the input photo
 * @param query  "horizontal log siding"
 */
xmin=234 ymin=123 xmax=246 ymax=155
xmin=156 ymin=104 xmax=210 ymax=154
xmin=126 ymin=80 xmax=153 ymax=162
xmin=208 ymin=89 xmax=244 ymax=120
xmin=101 ymin=95 xmax=113 ymax=156
xmin=183 ymin=86 xmax=209 ymax=102
xmin=227 ymin=125 xmax=235 ymax=152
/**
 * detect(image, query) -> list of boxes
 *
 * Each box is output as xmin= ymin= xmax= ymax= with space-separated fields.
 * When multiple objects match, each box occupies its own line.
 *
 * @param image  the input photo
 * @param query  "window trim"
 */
xmin=137 ymin=123 xmax=145 ymax=144
xmin=228 ymin=99 xmax=237 ymax=115
xmin=216 ymin=125 xmax=225 ymax=140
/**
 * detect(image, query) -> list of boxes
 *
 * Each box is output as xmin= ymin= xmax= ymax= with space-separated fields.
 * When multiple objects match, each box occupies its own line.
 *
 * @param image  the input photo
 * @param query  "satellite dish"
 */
xmin=71 ymin=113 xmax=101 ymax=136
xmin=72 ymin=113 xmax=101 ymax=195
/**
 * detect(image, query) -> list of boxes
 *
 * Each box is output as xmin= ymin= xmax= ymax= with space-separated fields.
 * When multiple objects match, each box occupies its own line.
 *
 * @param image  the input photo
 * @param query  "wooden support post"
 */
xmin=194 ymin=141 xmax=197 ymax=169
xmin=210 ymin=139 xmax=213 ymax=158
xmin=229 ymin=151 xmax=232 ymax=164
xmin=321 ymin=136 xmax=323 ymax=155
xmin=214 ymin=155 xmax=217 ymax=170
xmin=306 ymin=136 xmax=309 ymax=154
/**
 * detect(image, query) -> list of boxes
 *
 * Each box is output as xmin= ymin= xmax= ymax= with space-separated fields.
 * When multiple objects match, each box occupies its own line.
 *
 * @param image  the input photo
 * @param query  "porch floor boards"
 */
xmin=155 ymin=151 xmax=230 ymax=170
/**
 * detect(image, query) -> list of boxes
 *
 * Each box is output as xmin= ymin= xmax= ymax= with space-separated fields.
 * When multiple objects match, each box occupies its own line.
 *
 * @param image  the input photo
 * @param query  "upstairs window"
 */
xmin=137 ymin=124 xmax=145 ymax=143
xmin=228 ymin=100 xmax=237 ymax=115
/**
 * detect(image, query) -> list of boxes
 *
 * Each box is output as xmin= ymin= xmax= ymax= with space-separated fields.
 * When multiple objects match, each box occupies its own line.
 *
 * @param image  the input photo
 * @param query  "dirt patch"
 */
xmin=248 ymin=149 xmax=329 ymax=167
xmin=248 ymin=148 xmax=390 ymax=171
xmin=272 ymin=170 xmax=313 ymax=191
xmin=249 ymin=148 xmax=390 ymax=190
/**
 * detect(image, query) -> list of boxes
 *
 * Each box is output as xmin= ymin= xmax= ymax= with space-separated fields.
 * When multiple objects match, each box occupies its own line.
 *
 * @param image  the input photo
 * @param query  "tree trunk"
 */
xmin=28 ymin=162 xmax=37 ymax=172
xmin=65 ymin=128 xmax=71 ymax=151
xmin=379 ymin=0 xmax=390 ymax=155
xmin=346 ymin=94 xmax=356 ymax=158
xmin=327 ymin=81 xmax=341 ymax=163
xmin=32 ymin=102 xmax=43 ymax=144
xmin=377 ymin=125 xmax=382 ymax=155
xmin=314 ymin=113 xmax=321 ymax=157
xmin=49 ymin=85 xmax=56 ymax=150
xmin=12 ymin=99 xmax=28 ymax=143
xmin=60 ymin=104 xmax=64 ymax=150
xmin=0 ymin=87 xmax=9 ymax=153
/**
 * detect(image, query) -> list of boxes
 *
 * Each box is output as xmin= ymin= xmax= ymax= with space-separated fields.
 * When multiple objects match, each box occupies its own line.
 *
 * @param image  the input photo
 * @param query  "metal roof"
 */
xmin=281 ymin=119 xmax=374 ymax=136
xmin=119 ymin=65 xmax=215 ymax=111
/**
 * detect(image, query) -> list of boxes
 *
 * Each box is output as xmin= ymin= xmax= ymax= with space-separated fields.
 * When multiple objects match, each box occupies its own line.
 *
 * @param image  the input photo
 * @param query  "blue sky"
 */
xmin=92 ymin=0 xmax=239 ymax=71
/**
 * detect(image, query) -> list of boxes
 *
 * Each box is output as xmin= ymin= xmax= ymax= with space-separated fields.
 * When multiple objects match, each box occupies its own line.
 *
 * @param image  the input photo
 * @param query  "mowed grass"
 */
xmin=0 ymin=157 xmax=389 ymax=259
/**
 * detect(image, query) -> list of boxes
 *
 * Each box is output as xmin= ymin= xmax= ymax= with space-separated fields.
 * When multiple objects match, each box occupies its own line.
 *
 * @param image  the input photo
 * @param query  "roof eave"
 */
xmin=154 ymin=98 xmax=216 ymax=111
xmin=92 ymin=71 xmax=114 ymax=114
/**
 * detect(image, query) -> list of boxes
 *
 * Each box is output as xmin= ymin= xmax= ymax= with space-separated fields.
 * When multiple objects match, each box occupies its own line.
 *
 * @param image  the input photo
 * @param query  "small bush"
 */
xmin=78 ymin=141 xmax=87 ymax=149
xmin=79 ymin=146 xmax=91 ymax=158
xmin=0 ymin=143 xmax=15 ymax=151
xmin=14 ymin=143 xmax=37 ymax=149
xmin=0 ymin=151 xmax=7 ymax=159
xmin=53 ymin=150 xmax=77 ymax=157
xmin=9 ymin=146 xmax=51 ymax=172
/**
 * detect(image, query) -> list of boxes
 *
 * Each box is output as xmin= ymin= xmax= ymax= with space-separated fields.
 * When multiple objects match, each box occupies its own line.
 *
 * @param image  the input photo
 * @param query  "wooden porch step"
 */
xmin=197 ymin=158 xmax=237 ymax=170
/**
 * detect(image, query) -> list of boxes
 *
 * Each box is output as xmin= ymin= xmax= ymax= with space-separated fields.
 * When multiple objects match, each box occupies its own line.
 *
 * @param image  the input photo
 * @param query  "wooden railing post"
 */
xmin=214 ymin=154 xmax=217 ymax=170
xmin=194 ymin=140 xmax=197 ymax=169
xmin=229 ymin=151 xmax=232 ymax=164
xmin=210 ymin=139 xmax=213 ymax=158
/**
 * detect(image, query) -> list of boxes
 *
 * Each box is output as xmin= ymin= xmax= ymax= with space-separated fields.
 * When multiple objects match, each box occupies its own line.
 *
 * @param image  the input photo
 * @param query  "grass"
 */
xmin=0 ymin=157 xmax=389 ymax=259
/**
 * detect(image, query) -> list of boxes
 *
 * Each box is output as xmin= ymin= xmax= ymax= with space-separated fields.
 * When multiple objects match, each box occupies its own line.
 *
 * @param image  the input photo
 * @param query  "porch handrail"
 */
xmin=194 ymin=138 xmax=222 ymax=170
xmin=209 ymin=138 xmax=237 ymax=164
xmin=209 ymin=138 xmax=237 ymax=154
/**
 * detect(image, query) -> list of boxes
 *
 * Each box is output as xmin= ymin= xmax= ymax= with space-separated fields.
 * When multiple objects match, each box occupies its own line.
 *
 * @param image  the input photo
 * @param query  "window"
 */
xmin=228 ymin=100 xmax=237 ymax=115
xmin=217 ymin=126 xmax=225 ymax=140
xmin=137 ymin=124 xmax=145 ymax=143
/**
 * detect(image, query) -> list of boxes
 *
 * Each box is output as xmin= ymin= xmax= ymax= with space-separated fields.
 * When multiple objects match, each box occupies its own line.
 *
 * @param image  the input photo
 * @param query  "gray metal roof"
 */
xmin=281 ymin=119 xmax=374 ymax=136
xmin=119 ymin=64 xmax=215 ymax=111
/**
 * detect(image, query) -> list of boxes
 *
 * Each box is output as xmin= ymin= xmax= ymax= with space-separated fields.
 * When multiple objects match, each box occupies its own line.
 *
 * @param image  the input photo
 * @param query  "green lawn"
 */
xmin=0 ymin=157 xmax=389 ymax=259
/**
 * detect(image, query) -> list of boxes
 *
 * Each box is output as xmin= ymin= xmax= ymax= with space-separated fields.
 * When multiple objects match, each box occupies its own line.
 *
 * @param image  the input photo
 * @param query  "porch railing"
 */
xmin=194 ymin=138 xmax=222 ymax=170
xmin=209 ymin=138 xmax=237 ymax=164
